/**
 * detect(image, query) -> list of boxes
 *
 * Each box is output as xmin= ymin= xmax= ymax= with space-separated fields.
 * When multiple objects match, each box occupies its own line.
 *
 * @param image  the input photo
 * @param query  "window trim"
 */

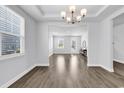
xmin=0 ymin=53 xmax=24 ymax=61
xmin=0 ymin=5 xmax=25 ymax=61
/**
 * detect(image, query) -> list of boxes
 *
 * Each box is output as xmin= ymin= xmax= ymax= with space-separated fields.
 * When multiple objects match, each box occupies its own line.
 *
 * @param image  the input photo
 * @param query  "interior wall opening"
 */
xmin=113 ymin=13 xmax=124 ymax=76
xmin=48 ymin=24 xmax=88 ymax=67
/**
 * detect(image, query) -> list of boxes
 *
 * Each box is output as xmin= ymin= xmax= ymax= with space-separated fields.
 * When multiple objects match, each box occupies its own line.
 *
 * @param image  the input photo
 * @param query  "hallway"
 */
xmin=9 ymin=54 xmax=124 ymax=88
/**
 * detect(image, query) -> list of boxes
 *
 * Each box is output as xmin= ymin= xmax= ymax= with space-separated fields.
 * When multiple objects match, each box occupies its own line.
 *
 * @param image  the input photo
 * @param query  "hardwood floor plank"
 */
xmin=9 ymin=54 xmax=124 ymax=88
xmin=114 ymin=61 xmax=124 ymax=77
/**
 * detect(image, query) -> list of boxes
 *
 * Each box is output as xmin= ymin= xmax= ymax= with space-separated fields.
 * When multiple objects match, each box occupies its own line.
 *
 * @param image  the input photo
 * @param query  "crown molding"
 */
xmin=39 ymin=5 xmax=109 ymax=18
xmin=36 ymin=5 xmax=45 ymax=16
xmin=19 ymin=5 xmax=110 ymax=22
xmin=95 ymin=5 xmax=109 ymax=17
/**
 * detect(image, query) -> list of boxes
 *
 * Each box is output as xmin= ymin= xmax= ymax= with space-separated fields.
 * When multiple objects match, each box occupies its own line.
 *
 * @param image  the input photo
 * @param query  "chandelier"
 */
xmin=60 ymin=6 xmax=87 ymax=24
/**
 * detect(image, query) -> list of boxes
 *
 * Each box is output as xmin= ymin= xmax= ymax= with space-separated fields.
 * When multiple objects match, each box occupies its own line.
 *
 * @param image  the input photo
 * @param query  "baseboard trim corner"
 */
xmin=35 ymin=63 xmax=49 ymax=66
xmin=49 ymin=53 xmax=53 ymax=57
xmin=87 ymin=64 xmax=114 ymax=72
xmin=114 ymin=59 xmax=124 ymax=64
xmin=100 ymin=65 xmax=114 ymax=72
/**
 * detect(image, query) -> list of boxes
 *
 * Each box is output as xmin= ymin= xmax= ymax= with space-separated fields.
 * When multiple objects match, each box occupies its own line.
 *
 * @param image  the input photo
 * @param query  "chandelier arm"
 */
xmin=72 ymin=11 xmax=73 ymax=22
xmin=72 ymin=11 xmax=75 ymax=24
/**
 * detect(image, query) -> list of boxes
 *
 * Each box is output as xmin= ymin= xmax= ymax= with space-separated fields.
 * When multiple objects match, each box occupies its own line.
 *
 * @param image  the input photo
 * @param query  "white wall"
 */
xmin=37 ymin=22 xmax=49 ymax=65
xmin=98 ymin=7 xmax=124 ymax=71
xmin=113 ymin=13 xmax=124 ymax=63
xmin=88 ymin=22 xmax=101 ymax=66
xmin=0 ymin=5 xmax=37 ymax=86
xmin=99 ymin=19 xmax=113 ymax=71
xmin=113 ymin=24 xmax=124 ymax=63
xmin=53 ymin=36 xmax=81 ymax=54
xmin=87 ymin=21 xmax=114 ymax=72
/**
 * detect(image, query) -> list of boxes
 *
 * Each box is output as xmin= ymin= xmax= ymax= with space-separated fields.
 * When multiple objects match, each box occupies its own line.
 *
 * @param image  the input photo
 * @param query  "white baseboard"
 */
xmin=54 ymin=53 xmax=80 ymax=54
xmin=88 ymin=64 xmax=114 ymax=72
xmin=49 ymin=52 xmax=53 ymax=57
xmin=49 ymin=49 xmax=53 ymax=57
xmin=34 ymin=63 xmax=49 ymax=66
xmin=0 ymin=64 xmax=49 ymax=88
xmin=99 ymin=65 xmax=114 ymax=72
xmin=114 ymin=59 xmax=124 ymax=64
xmin=87 ymin=64 xmax=100 ymax=67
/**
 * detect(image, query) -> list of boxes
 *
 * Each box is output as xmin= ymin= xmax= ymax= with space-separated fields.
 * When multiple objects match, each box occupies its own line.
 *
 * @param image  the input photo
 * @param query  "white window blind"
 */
xmin=0 ymin=5 xmax=25 ymax=57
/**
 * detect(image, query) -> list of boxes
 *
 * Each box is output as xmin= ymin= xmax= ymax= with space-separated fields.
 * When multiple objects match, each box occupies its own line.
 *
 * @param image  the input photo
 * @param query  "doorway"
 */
xmin=112 ymin=13 xmax=124 ymax=76
xmin=48 ymin=25 xmax=88 ymax=68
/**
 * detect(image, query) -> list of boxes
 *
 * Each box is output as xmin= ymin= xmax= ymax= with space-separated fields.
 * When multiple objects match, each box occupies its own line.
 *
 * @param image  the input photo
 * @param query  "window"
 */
xmin=58 ymin=39 xmax=64 ymax=48
xmin=0 ymin=6 xmax=25 ymax=58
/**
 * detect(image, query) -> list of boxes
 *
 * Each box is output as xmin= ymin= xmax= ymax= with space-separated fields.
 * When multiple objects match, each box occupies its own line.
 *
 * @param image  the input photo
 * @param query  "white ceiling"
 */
xmin=39 ymin=5 xmax=104 ymax=17
xmin=19 ymin=5 xmax=124 ymax=22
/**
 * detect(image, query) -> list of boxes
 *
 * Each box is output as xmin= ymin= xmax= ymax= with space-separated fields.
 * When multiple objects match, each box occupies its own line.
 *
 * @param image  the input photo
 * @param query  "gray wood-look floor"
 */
xmin=9 ymin=54 xmax=124 ymax=88
xmin=114 ymin=61 xmax=124 ymax=77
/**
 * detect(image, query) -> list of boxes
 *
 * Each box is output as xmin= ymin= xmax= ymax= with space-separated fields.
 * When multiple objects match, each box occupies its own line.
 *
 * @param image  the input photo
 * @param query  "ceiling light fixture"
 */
xmin=61 ymin=6 xmax=87 ymax=24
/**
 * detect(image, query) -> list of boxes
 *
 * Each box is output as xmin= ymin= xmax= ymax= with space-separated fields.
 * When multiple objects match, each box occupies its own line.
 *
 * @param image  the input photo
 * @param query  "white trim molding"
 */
xmin=0 ymin=53 xmax=24 ymax=61
xmin=49 ymin=49 xmax=53 ymax=57
xmin=49 ymin=53 xmax=53 ymax=57
xmin=88 ymin=64 xmax=114 ymax=72
xmin=20 ymin=5 xmax=110 ymax=22
xmin=114 ymin=59 xmax=124 ymax=64
xmin=87 ymin=63 xmax=100 ymax=67
xmin=95 ymin=5 xmax=109 ymax=16
xmin=54 ymin=53 xmax=80 ymax=54
xmin=34 ymin=63 xmax=49 ymax=67
xmin=99 ymin=65 xmax=114 ymax=72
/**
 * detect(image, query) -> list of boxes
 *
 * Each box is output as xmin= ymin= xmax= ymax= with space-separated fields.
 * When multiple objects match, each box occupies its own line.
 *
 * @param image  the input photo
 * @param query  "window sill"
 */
xmin=0 ymin=53 xmax=24 ymax=61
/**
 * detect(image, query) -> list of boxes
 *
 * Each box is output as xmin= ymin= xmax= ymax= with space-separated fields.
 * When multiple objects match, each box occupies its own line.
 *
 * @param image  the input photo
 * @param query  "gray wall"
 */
xmin=0 ymin=5 xmax=37 ymax=86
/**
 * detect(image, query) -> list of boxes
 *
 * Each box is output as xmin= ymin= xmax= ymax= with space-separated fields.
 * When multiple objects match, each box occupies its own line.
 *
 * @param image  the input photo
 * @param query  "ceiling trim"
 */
xmin=36 ymin=5 xmax=45 ymax=16
xmin=75 ymin=5 xmax=109 ymax=17
xmin=38 ymin=5 xmax=110 ymax=18
xmin=19 ymin=5 xmax=115 ymax=22
xmin=95 ymin=5 xmax=109 ymax=17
